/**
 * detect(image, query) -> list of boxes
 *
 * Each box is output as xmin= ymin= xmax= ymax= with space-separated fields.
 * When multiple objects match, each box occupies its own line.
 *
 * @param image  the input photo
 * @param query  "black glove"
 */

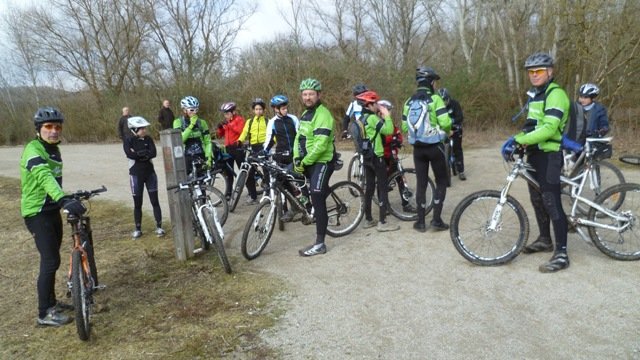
xmin=60 ymin=197 xmax=86 ymax=216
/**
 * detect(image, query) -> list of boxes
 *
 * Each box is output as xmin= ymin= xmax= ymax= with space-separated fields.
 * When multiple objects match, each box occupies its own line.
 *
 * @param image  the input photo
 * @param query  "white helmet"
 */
xmin=377 ymin=99 xmax=393 ymax=110
xmin=579 ymin=83 xmax=600 ymax=98
xmin=180 ymin=96 xmax=199 ymax=109
xmin=127 ymin=116 xmax=151 ymax=129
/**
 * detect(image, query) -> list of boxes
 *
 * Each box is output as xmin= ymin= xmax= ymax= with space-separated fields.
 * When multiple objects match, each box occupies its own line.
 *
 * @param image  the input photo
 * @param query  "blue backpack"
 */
xmin=406 ymin=97 xmax=444 ymax=144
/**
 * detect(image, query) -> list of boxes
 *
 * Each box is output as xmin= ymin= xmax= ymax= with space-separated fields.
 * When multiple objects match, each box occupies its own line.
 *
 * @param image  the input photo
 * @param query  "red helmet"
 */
xmin=355 ymin=90 xmax=380 ymax=106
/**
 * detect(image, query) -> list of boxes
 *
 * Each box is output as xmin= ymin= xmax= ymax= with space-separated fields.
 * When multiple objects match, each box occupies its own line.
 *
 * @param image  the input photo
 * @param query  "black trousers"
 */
xmin=413 ymin=143 xmax=447 ymax=222
xmin=364 ymin=156 xmax=390 ymax=223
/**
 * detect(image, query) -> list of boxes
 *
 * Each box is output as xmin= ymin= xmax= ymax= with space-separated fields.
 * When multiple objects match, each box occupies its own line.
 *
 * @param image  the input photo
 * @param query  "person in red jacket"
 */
xmin=216 ymin=102 xmax=246 ymax=174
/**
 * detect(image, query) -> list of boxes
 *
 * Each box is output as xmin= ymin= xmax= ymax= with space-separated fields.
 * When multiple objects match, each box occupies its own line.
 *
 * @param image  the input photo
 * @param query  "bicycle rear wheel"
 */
xmin=450 ymin=190 xmax=529 ymax=266
xmin=575 ymin=160 xmax=625 ymax=215
xmin=203 ymin=206 xmax=232 ymax=273
xmin=387 ymin=168 xmax=434 ymax=221
xmin=347 ymin=154 xmax=365 ymax=189
xmin=241 ymin=199 xmax=276 ymax=260
xmin=71 ymin=249 xmax=91 ymax=341
xmin=326 ymin=181 xmax=364 ymax=237
xmin=205 ymin=186 xmax=229 ymax=226
xmin=588 ymin=183 xmax=640 ymax=260
xmin=229 ymin=170 xmax=247 ymax=212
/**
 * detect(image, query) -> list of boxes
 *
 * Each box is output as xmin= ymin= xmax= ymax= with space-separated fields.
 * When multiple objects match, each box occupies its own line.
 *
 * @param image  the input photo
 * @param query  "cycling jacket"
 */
xmin=362 ymin=110 xmax=394 ymax=158
xmin=173 ymin=115 xmax=212 ymax=160
xmin=264 ymin=114 xmax=299 ymax=154
xmin=216 ymin=114 xmax=245 ymax=147
xmin=239 ymin=115 xmax=268 ymax=145
xmin=123 ymin=135 xmax=157 ymax=176
xmin=294 ymin=102 xmax=335 ymax=165
xmin=20 ymin=138 xmax=65 ymax=217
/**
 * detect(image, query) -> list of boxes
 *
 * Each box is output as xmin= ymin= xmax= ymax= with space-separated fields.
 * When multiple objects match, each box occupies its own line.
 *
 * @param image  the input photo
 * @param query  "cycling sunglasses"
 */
xmin=527 ymin=68 xmax=548 ymax=76
xmin=42 ymin=123 xmax=63 ymax=130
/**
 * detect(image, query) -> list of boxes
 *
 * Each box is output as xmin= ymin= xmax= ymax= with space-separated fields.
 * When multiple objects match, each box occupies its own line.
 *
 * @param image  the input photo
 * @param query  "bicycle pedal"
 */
xmin=194 ymin=248 xmax=206 ymax=255
xmin=93 ymin=284 xmax=107 ymax=291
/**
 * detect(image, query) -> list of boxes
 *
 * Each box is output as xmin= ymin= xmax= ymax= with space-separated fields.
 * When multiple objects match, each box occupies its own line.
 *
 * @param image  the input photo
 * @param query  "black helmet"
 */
xmin=352 ymin=83 xmax=368 ymax=96
xmin=33 ymin=107 xmax=64 ymax=126
xmin=438 ymin=88 xmax=450 ymax=102
xmin=251 ymin=97 xmax=266 ymax=109
xmin=524 ymin=52 xmax=554 ymax=69
xmin=416 ymin=66 xmax=440 ymax=82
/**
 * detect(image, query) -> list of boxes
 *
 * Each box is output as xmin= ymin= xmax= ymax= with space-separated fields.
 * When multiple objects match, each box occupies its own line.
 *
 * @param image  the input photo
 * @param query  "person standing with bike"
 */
xmin=173 ymin=96 xmax=212 ymax=176
xmin=501 ymin=52 xmax=571 ymax=273
xmin=402 ymin=66 xmax=452 ymax=233
xmin=123 ymin=116 xmax=165 ymax=239
xmin=216 ymin=102 xmax=246 ymax=199
xmin=238 ymin=98 xmax=269 ymax=205
xmin=21 ymin=107 xmax=87 ymax=326
xmin=294 ymin=78 xmax=336 ymax=256
xmin=438 ymin=88 xmax=466 ymax=181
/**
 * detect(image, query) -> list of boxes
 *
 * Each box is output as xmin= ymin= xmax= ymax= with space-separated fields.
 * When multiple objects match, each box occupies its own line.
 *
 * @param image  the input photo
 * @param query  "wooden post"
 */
xmin=160 ymin=129 xmax=195 ymax=260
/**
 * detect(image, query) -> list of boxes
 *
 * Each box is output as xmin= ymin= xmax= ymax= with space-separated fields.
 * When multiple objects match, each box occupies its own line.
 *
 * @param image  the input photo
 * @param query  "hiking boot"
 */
xmin=363 ymin=219 xmax=377 ymax=229
xmin=458 ymin=172 xmax=467 ymax=181
xmin=413 ymin=221 xmax=426 ymax=233
xmin=54 ymin=301 xmax=74 ymax=312
xmin=522 ymin=236 xmax=553 ymax=254
xmin=402 ymin=203 xmax=417 ymax=213
xmin=539 ymin=252 xmax=570 ymax=273
xmin=377 ymin=221 xmax=400 ymax=232
xmin=132 ymin=230 xmax=142 ymax=239
xmin=430 ymin=219 xmax=449 ymax=231
xmin=37 ymin=307 xmax=72 ymax=327
xmin=155 ymin=228 xmax=166 ymax=237
xmin=281 ymin=211 xmax=295 ymax=223
xmin=298 ymin=243 xmax=327 ymax=257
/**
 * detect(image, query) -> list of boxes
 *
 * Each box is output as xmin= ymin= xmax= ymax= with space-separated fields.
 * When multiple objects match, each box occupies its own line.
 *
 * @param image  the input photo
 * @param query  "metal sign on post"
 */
xmin=160 ymin=129 xmax=195 ymax=260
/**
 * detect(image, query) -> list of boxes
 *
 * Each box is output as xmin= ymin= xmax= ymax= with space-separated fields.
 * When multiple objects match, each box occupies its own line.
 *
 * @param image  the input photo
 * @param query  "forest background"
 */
xmin=0 ymin=0 xmax=638 ymax=152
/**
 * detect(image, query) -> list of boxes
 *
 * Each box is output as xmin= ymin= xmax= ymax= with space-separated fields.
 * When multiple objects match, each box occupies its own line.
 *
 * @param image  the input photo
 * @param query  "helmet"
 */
xmin=127 ymin=116 xmax=151 ymax=129
xmin=180 ymin=96 xmax=199 ymax=109
xmin=416 ymin=66 xmax=440 ymax=82
xmin=352 ymin=83 xmax=368 ymax=96
xmin=524 ymin=52 xmax=554 ymax=69
xmin=299 ymin=78 xmax=322 ymax=92
xmin=33 ymin=106 xmax=64 ymax=126
xmin=377 ymin=99 xmax=393 ymax=110
xmin=220 ymin=102 xmax=236 ymax=112
xmin=251 ymin=97 xmax=266 ymax=108
xmin=579 ymin=83 xmax=600 ymax=98
xmin=438 ymin=88 xmax=450 ymax=102
xmin=354 ymin=90 xmax=381 ymax=106
xmin=270 ymin=94 xmax=289 ymax=108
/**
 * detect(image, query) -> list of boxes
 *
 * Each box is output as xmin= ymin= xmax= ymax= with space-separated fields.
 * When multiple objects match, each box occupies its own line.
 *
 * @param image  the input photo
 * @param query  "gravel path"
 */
xmin=1 ymin=143 xmax=639 ymax=359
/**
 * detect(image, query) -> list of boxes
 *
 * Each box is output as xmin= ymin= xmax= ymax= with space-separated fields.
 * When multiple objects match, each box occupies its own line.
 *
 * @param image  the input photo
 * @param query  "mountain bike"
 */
xmin=450 ymin=137 xmax=640 ymax=265
xmin=169 ymin=165 xmax=231 ymax=273
xmin=64 ymin=185 xmax=107 ymax=341
xmin=241 ymin=155 xmax=365 ymax=260
xmin=228 ymin=147 xmax=266 ymax=212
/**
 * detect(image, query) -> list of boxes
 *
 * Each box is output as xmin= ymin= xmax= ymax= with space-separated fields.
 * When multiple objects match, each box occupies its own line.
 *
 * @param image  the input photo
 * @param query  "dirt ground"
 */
xmin=1 ymin=142 xmax=639 ymax=359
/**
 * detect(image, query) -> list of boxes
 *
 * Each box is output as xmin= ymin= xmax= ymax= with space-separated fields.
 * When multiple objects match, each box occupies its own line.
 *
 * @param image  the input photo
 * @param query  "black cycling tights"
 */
xmin=413 ymin=143 xmax=448 ymax=222
xmin=527 ymin=151 xmax=568 ymax=251
xmin=25 ymin=210 xmax=63 ymax=318
xmin=306 ymin=162 xmax=334 ymax=244
xmin=364 ymin=157 xmax=389 ymax=223
xmin=130 ymin=172 xmax=162 ymax=230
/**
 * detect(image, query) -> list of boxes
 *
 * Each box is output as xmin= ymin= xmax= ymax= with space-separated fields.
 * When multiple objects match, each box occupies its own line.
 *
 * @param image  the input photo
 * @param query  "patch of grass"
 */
xmin=0 ymin=176 xmax=284 ymax=359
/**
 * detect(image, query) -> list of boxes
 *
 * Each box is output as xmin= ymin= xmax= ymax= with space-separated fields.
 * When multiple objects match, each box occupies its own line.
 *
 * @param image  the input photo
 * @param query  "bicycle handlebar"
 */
xmin=70 ymin=186 xmax=107 ymax=200
xmin=166 ymin=171 xmax=212 ymax=191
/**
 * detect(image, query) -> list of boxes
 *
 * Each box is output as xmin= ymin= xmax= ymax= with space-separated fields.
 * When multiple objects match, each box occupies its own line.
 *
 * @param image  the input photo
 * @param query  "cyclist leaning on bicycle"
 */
xmin=21 ymin=107 xmax=87 ymax=327
xmin=238 ymin=98 xmax=270 ymax=205
xmin=501 ymin=52 xmax=572 ymax=273
xmin=173 ymin=96 xmax=212 ymax=176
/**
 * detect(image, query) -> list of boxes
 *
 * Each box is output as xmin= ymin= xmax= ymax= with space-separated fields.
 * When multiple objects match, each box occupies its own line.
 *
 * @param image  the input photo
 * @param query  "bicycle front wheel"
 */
xmin=205 ymin=186 xmax=229 ymax=226
xmin=450 ymin=190 xmax=529 ymax=266
xmin=326 ymin=181 xmax=365 ymax=237
xmin=588 ymin=183 xmax=640 ymax=260
xmin=241 ymin=199 xmax=276 ymax=260
xmin=229 ymin=170 xmax=247 ymax=212
xmin=71 ymin=249 xmax=91 ymax=341
xmin=347 ymin=154 xmax=365 ymax=189
xmin=203 ymin=206 xmax=232 ymax=273
xmin=387 ymin=168 xmax=434 ymax=221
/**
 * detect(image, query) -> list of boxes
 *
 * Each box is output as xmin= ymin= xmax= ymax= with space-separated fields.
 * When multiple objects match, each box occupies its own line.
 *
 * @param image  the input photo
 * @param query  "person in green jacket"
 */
xmin=293 ymin=78 xmax=336 ymax=256
xmin=501 ymin=52 xmax=571 ymax=273
xmin=21 ymin=107 xmax=87 ymax=327
xmin=355 ymin=90 xmax=400 ymax=232
xmin=173 ymin=96 xmax=212 ymax=176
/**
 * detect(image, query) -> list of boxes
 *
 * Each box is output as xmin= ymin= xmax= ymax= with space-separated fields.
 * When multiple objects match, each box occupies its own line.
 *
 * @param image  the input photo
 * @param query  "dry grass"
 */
xmin=0 ymin=177 xmax=284 ymax=359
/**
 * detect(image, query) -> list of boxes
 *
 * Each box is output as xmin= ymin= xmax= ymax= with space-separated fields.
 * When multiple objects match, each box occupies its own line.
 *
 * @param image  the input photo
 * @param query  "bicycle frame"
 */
xmin=181 ymin=171 xmax=224 ymax=250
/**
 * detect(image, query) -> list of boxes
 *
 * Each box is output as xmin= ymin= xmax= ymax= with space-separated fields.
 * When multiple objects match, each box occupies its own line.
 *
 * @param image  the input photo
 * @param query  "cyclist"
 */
xmin=172 ymin=96 xmax=212 ymax=176
xmin=21 ymin=107 xmax=86 ymax=326
xmin=294 ymin=78 xmax=336 ymax=256
xmin=379 ymin=100 xmax=415 ymax=213
xmin=264 ymin=94 xmax=300 ymax=221
xmin=501 ymin=52 xmax=571 ymax=273
xmin=402 ymin=66 xmax=451 ymax=233
xmin=438 ymin=88 xmax=466 ymax=180
xmin=357 ymin=91 xmax=400 ymax=232
xmin=340 ymin=83 xmax=368 ymax=140
xmin=216 ymin=101 xmax=246 ymax=199
xmin=123 ymin=116 xmax=165 ymax=239
xmin=575 ymin=83 xmax=610 ymax=144
xmin=238 ymin=98 xmax=269 ymax=205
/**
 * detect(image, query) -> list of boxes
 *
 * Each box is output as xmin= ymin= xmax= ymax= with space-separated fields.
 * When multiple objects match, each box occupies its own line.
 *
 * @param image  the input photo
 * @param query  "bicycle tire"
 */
xmin=241 ymin=199 xmax=276 ymax=260
xmin=575 ymin=160 xmax=625 ymax=215
xmin=619 ymin=155 xmax=640 ymax=165
xmin=203 ymin=206 xmax=232 ymax=273
xmin=276 ymin=191 xmax=285 ymax=231
xmin=450 ymin=190 xmax=529 ymax=266
xmin=326 ymin=181 xmax=365 ymax=237
xmin=82 ymin=232 xmax=99 ymax=287
xmin=211 ymin=170 xmax=231 ymax=200
xmin=205 ymin=186 xmax=229 ymax=226
xmin=386 ymin=168 xmax=434 ymax=221
xmin=192 ymin=204 xmax=210 ymax=251
xmin=72 ymin=249 xmax=91 ymax=341
xmin=347 ymin=154 xmax=365 ymax=189
xmin=588 ymin=183 xmax=640 ymax=260
xmin=229 ymin=170 xmax=247 ymax=212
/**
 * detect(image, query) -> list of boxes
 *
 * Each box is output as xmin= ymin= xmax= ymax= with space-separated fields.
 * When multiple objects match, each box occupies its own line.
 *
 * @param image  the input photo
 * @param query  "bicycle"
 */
xmin=241 ymin=155 xmax=365 ymax=260
xmin=169 ymin=163 xmax=231 ymax=273
xmin=450 ymin=137 xmax=640 ymax=265
xmin=228 ymin=146 xmax=266 ymax=212
xmin=64 ymin=185 xmax=107 ymax=341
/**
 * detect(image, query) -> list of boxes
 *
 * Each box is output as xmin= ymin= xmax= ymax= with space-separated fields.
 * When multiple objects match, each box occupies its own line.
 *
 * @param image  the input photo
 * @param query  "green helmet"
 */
xmin=299 ymin=78 xmax=322 ymax=92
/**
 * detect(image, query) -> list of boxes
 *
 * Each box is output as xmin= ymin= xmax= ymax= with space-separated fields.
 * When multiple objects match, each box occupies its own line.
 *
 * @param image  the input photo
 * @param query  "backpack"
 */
xmin=542 ymin=87 xmax=580 ymax=142
xmin=406 ymin=97 xmax=444 ymax=145
xmin=349 ymin=114 xmax=381 ymax=161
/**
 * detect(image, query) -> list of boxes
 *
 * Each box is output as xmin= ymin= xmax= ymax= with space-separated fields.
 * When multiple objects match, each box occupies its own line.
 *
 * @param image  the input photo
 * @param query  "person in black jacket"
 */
xmin=117 ymin=106 xmax=132 ymax=141
xmin=123 ymin=116 xmax=165 ymax=239
xmin=157 ymin=99 xmax=175 ymax=130
xmin=438 ymin=88 xmax=466 ymax=180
